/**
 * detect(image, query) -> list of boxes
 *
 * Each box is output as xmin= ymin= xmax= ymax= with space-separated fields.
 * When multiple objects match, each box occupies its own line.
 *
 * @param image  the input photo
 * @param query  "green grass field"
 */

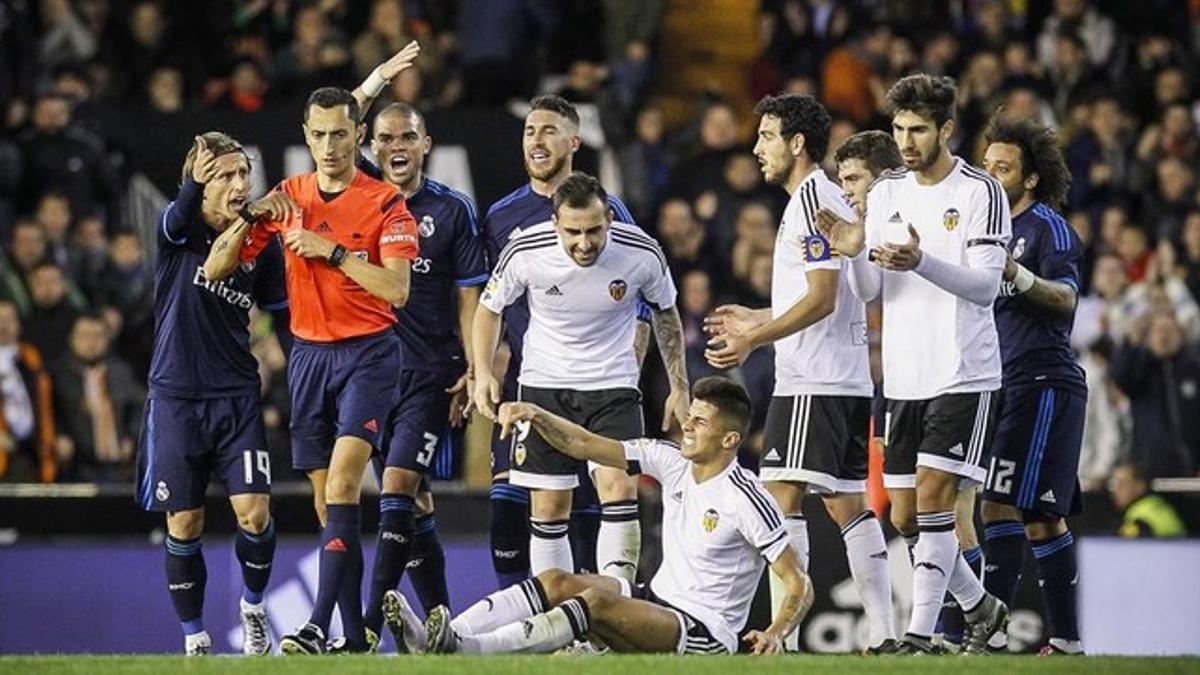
xmin=2 ymin=654 xmax=1197 ymax=675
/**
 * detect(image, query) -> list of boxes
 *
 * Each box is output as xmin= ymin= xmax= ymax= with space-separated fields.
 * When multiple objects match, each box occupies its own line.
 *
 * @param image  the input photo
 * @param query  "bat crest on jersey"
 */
xmin=608 ymin=279 xmax=627 ymax=302
xmin=942 ymin=207 xmax=961 ymax=231
xmin=702 ymin=508 xmax=720 ymax=533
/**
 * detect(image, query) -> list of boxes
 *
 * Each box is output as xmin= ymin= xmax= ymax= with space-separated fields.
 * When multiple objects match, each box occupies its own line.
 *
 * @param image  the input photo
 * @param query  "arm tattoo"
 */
xmin=532 ymin=413 xmax=582 ymax=458
xmin=633 ymin=321 xmax=651 ymax=368
xmin=651 ymin=306 xmax=688 ymax=388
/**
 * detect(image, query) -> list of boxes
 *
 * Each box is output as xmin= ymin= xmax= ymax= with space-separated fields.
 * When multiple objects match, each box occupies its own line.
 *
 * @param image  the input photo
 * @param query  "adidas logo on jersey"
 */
xmin=764 ymin=447 xmax=781 ymax=462
xmin=888 ymin=211 xmax=903 ymax=223
xmin=545 ymin=285 xmax=563 ymax=296
xmin=947 ymin=443 xmax=965 ymax=457
xmin=1040 ymin=489 xmax=1056 ymax=504
xmin=316 ymin=221 xmax=332 ymax=233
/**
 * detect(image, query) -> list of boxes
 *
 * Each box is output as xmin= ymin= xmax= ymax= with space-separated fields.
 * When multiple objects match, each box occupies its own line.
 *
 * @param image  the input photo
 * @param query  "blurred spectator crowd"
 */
xmin=3 ymin=0 xmax=1200 ymax=489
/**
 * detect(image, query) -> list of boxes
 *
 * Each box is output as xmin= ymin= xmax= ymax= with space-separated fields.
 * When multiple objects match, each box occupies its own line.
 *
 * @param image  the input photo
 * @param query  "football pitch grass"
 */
xmin=3 ymin=654 xmax=1198 ymax=674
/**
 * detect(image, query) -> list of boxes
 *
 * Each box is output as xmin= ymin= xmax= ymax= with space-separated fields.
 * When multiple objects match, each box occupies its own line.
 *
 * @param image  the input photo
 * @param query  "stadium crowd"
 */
xmin=0 ymin=0 xmax=1199 ymax=488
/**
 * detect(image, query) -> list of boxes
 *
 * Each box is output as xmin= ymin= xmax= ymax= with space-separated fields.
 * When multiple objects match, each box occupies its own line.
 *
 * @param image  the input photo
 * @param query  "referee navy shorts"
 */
xmin=982 ymin=385 xmax=1086 ymax=518
xmin=508 ymin=384 xmax=643 ymax=490
xmin=760 ymin=395 xmax=871 ymax=493
xmin=883 ymin=391 xmax=999 ymax=489
xmin=288 ymin=328 xmax=401 ymax=471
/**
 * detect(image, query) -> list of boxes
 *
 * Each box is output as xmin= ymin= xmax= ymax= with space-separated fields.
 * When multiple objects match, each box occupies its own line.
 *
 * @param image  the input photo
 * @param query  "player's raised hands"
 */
xmin=191 ymin=136 xmax=218 ymax=184
xmin=743 ymin=629 xmax=784 ymax=655
xmin=473 ymin=370 xmax=502 ymax=421
xmin=815 ymin=208 xmax=866 ymax=258
xmin=873 ymin=224 xmax=923 ymax=272
xmin=248 ymin=192 xmax=295 ymax=222
xmin=378 ymin=40 xmax=421 ymax=81
xmin=497 ymin=401 xmax=539 ymax=440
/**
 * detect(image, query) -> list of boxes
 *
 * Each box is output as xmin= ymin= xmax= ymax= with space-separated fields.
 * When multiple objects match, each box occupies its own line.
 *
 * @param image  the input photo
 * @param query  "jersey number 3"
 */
xmin=243 ymin=449 xmax=272 ymax=485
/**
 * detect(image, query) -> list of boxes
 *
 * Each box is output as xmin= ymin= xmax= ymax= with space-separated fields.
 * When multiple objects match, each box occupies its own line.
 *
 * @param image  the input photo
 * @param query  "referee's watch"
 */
xmin=329 ymin=244 xmax=349 ymax=267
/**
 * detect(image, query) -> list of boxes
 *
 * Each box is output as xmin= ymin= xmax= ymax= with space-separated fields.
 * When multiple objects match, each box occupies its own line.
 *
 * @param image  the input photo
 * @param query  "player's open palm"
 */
xmin=379 ymin=40 xmax=421 ymax=80
xmin=815 ymin=207 xmax=865 ymax=257
xmin=191 ymin=136 xmax=218 ymax=184
xmin=704 ymin=304 xmax=765 ymax=338
xmin=743 ymin=630 xmax=784 ymax=655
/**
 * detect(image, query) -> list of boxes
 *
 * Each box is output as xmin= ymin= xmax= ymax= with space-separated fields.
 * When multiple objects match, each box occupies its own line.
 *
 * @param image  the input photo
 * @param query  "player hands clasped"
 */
xmin=817 ymin=74 xmax=1010 ymax=654
xmin=138 ymin=133 xmax=293 ymax=655
xmin=204 ymin=86 xmax=420 ymax=655
xmin=704 ymin=95 xmax=898 ymax=653
xmin=419 ymin=378 xmax=811 ymax=656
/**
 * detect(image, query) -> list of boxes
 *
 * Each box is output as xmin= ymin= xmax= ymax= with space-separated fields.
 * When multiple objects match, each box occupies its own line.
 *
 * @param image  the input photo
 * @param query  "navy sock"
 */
xmin=336 ymin=538 xmax=366 ymax=645
xmin=983 ymin=520 xmax=1026 ymax=606
xmin=235 ymin=519 xmax=276 ymax=604
xmin=364 ymin=494 xmax=415 ymax=633
xmin=409 ymin=513 xmax=449 ymax=613
xmin=490 ymin=480 xmax=530 ymax=588
xmin=165 ymin=535 xmax=207 ymax=635
xmin=569 ymin=506 xmax=600 ymax=574
xmin=1032 ymin=531 xmax=1080 ymax=641
xmin=310 ymin=504 xmax=361 ymax=636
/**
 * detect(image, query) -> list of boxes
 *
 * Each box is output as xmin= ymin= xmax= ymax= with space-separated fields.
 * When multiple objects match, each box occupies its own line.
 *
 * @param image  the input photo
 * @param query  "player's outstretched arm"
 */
xmin=744 ymin=546 xmax=814 ymax=655
xmin=816 ymin=208 xmax=881 ymax=302
xmin=705 ymin=269 xmax=837 ymax=369
xmin=650 ymin=304 xmax=690 ymax=432
xmin=497 ymin=402 xmax=627 ymax=469
xmin=351 ymin=40 xmax=420 ymax=115
xmin=1003 ymin=254 xmax=1077 ymax=315
xmin=447 ymin=285 xmax=481 ymax=426
xmin=202 ymin=218 xmax=252 ymax=280
xmin=471 ymin=306 xmax=503 ymax=420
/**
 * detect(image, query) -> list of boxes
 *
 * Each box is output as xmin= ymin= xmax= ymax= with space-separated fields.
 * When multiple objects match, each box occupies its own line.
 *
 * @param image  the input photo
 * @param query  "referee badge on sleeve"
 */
xmin=702 ymin=508 xmax=720 ymax=533
xmin=608 ymin=279 xmax=627 ymax=301
xmin=804 ymin=235 xmax=832 ymax=262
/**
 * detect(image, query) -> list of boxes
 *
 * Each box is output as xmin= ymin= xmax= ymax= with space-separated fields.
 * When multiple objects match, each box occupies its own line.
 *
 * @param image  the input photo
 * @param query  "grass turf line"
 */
xmin=1 ymin=655 xmax=1198 ymax=675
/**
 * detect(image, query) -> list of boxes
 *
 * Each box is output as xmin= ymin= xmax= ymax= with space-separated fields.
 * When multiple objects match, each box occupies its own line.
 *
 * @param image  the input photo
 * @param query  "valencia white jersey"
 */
xmin=864 ymin=157 xmax=1011 ymax=400
xmin=622 ymin=438 xmax=790 ymax=653
xmin=480 ymin=221 xmax=676 ymax=390
xmin=772 ymin=169 xmax=873 ymax=397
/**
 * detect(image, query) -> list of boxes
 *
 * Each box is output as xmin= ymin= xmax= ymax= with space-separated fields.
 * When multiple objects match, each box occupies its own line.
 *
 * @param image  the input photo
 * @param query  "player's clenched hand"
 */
xmin=743 ymin=630 xmax=784 ymax=655
xmin=378 ymin=40 xmax=421 ymax=80
xmin=446 ymin=372 xmax=472 ymax=428
xmin=662 ymin=386 xmax=689 ymax=433
xmin=815 ymin=208 xmax=865 ymax=257
xmin=474 ymin=371 xmax=502 ymax=421
xmin=249 ymin=192 xmax=295 ymax=222
xmin=497 ymin=402 xmax=538 ymax=440
xmin=704 ymin=304 xmax=765 ymax=338
xmin=705 ymin=332 xmax=754 ymax=369
xmin=873 ymin=224 xmax=923 ymax=272
xmin=191 ymin=136 xmax=218 ymax=184
xmin=284 ymin=228 xmax=335 ymax=259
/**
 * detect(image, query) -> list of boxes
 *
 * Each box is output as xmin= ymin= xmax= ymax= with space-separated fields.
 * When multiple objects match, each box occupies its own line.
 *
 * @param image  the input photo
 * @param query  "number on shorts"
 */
xmin=243 ymin=450 xmax=271 ymax=485
xmin=416 ymin=432 xmax=438 ymax=468
xmin=988 ymin=457 xmax=1016 ymax=495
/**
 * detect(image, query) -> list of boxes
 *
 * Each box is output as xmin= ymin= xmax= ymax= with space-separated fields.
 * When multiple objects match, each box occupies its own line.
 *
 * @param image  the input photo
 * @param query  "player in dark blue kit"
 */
xmin=351 ymin=101 xmax=488 ymax=651
xmin=479 ymin=95 xmax=689 ymax=588
xmin=980 ymin=115 xmax=1087 ymax=655
xmin=137 ymin=133 xmax=294 ymax=655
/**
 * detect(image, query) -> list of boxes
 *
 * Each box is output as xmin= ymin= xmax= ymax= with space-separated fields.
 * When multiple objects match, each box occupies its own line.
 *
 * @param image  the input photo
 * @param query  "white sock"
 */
xmin=529 ymin=519 xmax=573 ymax=576
xmin=460 ymin=598 xmax=589 ymax=654
xmin=597 ymin=500 xmax=640 ymax=582
xmin=907 ymin=512 xmax=957 ymax=638
xmin=947 ymin=550 xmax=986 ymax=612
xmin=842 ymin=511 xmax=897 ymax=643
xmin=452 ymin=577 xmax=548 ymax=636
xmin=767 ymin=515 xmax=808 ymax=651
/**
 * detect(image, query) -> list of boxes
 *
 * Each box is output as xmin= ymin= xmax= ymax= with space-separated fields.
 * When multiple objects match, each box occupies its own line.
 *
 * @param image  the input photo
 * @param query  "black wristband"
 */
xmin=329 ymin=244 xmax=348 ymax=267
xmin=238 ymin=205 xmax=260 ymax=225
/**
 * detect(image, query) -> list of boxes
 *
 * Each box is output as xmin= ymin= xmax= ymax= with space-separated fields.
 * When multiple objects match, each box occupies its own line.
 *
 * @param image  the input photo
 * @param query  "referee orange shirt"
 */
xmin=241 ymin=170 xmax=419 ymax=342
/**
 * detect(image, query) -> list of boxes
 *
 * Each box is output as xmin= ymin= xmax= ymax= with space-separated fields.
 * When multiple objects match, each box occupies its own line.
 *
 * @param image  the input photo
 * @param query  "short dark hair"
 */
xmin=753 ymin=93 xmax=832 ymax=163
xmin=983 ymin=114 xmax=1071 ymax=208
xmin=552 ymin=171 xmax=608 ymax=214
xmin=834 ymin=130 xmax=903 ymax=176
xmin=180 ymin=131 xmax=246 ymax=184
xmin=375 ymin=101 xmax=426 ymax=134
xmin=692 ymin=376 xmax=752 ymax=437
xmin=529 ymin=94 xmax=580 ymax=128
xmin=886 ymin=74 xmax=958 ymax=127
xmin=304 ymin=86 xmax=361 ymax=124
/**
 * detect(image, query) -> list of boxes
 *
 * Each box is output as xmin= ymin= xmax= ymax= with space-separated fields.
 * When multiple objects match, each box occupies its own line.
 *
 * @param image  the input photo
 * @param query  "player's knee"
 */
xmin=382 ymin=467 xmax=421 ymax=496
xmin=167 ymin=509 xmax=205 ymax=539
xmin=537 ymin=568 xmax=573 ymax=598
xmin=915 ymin=470 xmax=958 ymax=510
xmin=1022 ymin=513 xmax=1066 ymax=540
xmin=593 ymin=470 xmax=635 ymax=501
xmin=821 ymin=493 xmax=865 ymax=527
xmin=324 ymin=473 xmax=361 ymax=503
xmin=236 ymin=501 xmax=271 ymax=534
xmin=889 ymin=503 xmax=914 ymax=535
xmin=980 ymin=499 xmax=1019 ymax=523
xmin=576 ymin=587 xmax=614 ymax=618
xmin=530 ymin=490 xmax=572 ymax=521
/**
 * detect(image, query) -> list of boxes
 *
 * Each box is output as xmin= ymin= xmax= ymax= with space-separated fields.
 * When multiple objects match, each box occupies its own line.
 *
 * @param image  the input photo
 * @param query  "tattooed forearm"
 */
xmin=634 ymin=320 xmax=651 ymax=368
xmin=652 ymin=305 xmax=689 ymax=389
xmin=529 ymin=408 xmax=627 ymax=468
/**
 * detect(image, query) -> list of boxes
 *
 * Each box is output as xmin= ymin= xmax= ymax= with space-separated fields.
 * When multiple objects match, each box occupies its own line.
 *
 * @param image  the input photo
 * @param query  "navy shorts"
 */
xmin=983 ymin=386 xmax=1086 ymax=517
xmin=382 ymin=367 xmax=458 ymax=472
xmin=136 ymin=393 xmax=270 ymax=512
xmin=288 ymin=329 xmax=401 ymax=471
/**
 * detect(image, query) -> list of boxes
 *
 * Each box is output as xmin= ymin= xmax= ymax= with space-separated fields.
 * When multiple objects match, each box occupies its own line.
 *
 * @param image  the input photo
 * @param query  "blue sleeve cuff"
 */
xmin=261 ymin=299 xmax=289 ymax=312
xmin=1054 ymin=276 xmax=1079 ymax=291
xmin=160 ymin=202 xmax=187 ymax=245
xmin=456 ymin=273 xmax=490 ymax=287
